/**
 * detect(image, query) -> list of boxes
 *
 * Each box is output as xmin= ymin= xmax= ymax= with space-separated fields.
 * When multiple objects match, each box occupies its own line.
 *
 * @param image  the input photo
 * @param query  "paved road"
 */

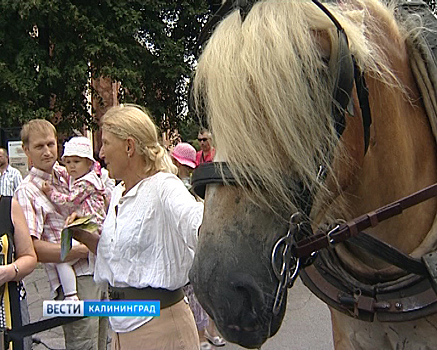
xmin=222 ymin=277 xmax=334 ymax=350
xmin=25 ymin=264 xmax=65 ymax=350
xmin=24 ymin=265 xmax=334 ymax=350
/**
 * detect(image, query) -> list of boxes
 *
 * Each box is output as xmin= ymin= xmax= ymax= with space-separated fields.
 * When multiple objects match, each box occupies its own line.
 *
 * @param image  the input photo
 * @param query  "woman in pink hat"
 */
xmin=170 ymin=142 xmax=197 ymax=190
xmin=42 ymin=136 xmax=107 ymax=301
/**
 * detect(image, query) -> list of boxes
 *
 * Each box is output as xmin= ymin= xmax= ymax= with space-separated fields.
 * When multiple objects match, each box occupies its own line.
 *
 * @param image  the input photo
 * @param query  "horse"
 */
xmin=189 ymin=0 xmax=437 ymax=348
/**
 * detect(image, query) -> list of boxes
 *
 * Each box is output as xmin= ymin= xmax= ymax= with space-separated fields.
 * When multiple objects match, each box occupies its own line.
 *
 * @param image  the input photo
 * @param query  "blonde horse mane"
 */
xmin=193 ymin=0 xmax=408 ymax=217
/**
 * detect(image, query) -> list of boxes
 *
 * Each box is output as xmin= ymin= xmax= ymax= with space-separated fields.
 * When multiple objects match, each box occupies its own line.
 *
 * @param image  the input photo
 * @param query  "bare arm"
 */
xmin=9 ymin=198 xmax=37 ymax=281
xmin=32 ymin=237 xmax=89 ymax=263
xmin=0 ymin=199 xmax=37 ymax=284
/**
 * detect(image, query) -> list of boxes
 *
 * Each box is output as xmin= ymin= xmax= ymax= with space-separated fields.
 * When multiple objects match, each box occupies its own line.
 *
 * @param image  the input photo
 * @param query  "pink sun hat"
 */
xmin=171 ymin=142 xmax=197 ymax=169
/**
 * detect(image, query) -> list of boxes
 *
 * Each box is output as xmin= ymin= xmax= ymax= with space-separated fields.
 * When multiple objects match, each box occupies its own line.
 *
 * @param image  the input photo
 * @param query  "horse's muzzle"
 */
xmin=191 ymin=267 xmax=286 ymax=348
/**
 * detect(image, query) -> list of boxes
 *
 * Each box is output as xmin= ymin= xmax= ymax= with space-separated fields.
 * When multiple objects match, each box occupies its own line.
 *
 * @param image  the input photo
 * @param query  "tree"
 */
xmin=207 ymin=0 xmax=222 ymax=13
xmin=0 ymin=0 xmax=210 ymax=134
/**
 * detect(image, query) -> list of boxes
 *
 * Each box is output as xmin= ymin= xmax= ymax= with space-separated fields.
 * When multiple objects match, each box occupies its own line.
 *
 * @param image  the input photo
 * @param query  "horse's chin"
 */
xmin=225 ymin=317 xmax=284 ymax=348
xmin=207 ymin=294 xmax=287 ymax=349
xmin=219 ymin=327 xmax=270 ymax=349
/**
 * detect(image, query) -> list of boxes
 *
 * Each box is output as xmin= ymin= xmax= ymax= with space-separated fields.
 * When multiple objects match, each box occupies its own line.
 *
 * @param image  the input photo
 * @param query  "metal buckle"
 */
xmin=271 ymin=213 xmax=302 ymax=315
xmin=326 ymin=219 xmax=346 ymax=247
xmin=327 ymin=224 xmax=340 ymax=246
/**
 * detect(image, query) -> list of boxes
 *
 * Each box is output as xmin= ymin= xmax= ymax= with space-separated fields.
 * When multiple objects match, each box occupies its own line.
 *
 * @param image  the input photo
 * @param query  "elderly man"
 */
xmin=0 ymin=147 xmax=23 ymax=196
xmin=195 ymin=128 xmax=216 ymax=166
xmin=15 ymin=120 xmax=107 ymax=350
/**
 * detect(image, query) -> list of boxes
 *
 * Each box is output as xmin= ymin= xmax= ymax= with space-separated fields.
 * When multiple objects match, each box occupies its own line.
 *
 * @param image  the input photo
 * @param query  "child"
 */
xmin=42 ymin=136 xmax=107 ymax=300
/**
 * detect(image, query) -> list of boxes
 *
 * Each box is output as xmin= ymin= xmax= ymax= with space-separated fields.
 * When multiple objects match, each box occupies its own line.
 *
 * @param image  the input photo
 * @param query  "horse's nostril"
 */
xmin=229 ymin=272 xmax=266 ymax=318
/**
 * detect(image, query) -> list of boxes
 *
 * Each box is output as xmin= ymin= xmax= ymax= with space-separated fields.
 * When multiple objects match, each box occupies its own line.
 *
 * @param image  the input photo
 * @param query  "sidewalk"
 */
xmin=23 ymin=264 xmax=333 ymax=350
xmin=24 ymin=264 xmax=65 ymax=350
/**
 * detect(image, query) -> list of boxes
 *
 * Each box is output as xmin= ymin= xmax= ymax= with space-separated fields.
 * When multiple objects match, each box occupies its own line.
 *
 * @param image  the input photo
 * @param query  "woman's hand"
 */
xmin=70 ymin=227 xmax=91 ymax=245
xmin=0 ymin=264 xmax=16 ymax=285
xmin=65 ymin=212 xmax=100 ymax=255
xmin=65 ymin=212 xmax=79 ymax=226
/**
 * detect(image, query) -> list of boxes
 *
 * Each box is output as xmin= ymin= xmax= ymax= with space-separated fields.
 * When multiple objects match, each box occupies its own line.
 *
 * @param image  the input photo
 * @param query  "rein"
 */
xmin=293 ymin=182 xmax=437 ymax=259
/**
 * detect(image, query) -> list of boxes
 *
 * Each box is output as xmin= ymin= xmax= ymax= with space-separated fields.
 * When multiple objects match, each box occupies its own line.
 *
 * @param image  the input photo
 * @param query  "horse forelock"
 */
xmin=193 ymin=0 xmax=405 ymax=216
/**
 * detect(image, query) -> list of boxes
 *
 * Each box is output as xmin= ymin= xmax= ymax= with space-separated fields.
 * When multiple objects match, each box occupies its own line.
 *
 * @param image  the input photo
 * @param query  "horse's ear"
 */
xmin=234 ymin=0 xmax=257 ymax=20
xmin=197 ymin=0 xmax=258 ymax=53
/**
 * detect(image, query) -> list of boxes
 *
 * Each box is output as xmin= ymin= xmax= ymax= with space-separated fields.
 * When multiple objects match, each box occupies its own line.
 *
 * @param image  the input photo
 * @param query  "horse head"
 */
xmin=189 ymin=0 xmax=437 ymax=348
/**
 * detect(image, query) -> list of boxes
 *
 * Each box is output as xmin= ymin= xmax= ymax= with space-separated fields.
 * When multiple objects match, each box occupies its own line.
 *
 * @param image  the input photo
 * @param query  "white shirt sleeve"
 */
xmin=160 ymin=175 xmax=204 ymax=251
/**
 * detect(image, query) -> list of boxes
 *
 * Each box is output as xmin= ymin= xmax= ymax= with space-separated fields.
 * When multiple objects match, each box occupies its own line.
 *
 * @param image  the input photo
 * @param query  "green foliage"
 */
xmin=179 ymin=112 xmax=201 ymax=145
xmin=0 ymin=0 xmax=210 ymax=134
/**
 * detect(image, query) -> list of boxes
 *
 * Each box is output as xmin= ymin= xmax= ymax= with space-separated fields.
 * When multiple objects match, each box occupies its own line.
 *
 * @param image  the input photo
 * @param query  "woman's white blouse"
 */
xmin=94 ymin=172 xmax=204 ymax=332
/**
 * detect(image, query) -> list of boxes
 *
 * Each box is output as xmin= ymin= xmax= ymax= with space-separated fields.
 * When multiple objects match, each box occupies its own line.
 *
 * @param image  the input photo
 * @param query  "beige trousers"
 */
xmin=111 ymin=299 xmax=199 ymax=350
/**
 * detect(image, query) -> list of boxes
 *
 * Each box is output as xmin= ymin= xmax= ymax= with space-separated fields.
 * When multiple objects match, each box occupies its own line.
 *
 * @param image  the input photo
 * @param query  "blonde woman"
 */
xmin=70 ymin=104 xmax=204 ymax=350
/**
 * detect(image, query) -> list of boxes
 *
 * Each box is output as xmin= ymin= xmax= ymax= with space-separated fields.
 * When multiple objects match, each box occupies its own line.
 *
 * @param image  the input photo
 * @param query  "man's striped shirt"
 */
xmin=0 ymin=165 xmax=22 ymax=196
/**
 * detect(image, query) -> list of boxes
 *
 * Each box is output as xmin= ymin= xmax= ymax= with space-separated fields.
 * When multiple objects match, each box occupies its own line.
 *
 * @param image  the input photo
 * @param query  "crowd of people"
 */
xmin=0 ymin=104 xmax=223 ymax=350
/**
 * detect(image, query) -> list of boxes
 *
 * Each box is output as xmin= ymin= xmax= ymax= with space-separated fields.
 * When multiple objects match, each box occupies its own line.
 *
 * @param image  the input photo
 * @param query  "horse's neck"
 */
xmin=345 ymin=74 xmax=437 ymax=257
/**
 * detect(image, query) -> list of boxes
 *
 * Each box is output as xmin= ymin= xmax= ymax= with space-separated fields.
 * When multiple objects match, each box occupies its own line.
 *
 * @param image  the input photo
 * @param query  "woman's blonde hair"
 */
xmin=101 ymin=104 xmax=177 ymax=176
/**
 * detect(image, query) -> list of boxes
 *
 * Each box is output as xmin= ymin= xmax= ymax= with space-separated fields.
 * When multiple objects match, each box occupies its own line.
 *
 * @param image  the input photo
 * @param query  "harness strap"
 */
xmin=196 ymin=1 xmax=233 ymax=54
xmin=294 ymin=182 xmax=437 ymax=258
xmin=300 ymin=259 xmax=437 ymax=322
xmin=354 ymin=64 xmax=372 ymax=153
xmin=348 ymin=231 xmax=428 ymax=276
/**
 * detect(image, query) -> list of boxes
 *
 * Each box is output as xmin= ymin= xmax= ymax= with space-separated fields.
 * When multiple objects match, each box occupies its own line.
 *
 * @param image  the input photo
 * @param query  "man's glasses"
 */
xmin=198 ymin=138 xmax=209 ymax=142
